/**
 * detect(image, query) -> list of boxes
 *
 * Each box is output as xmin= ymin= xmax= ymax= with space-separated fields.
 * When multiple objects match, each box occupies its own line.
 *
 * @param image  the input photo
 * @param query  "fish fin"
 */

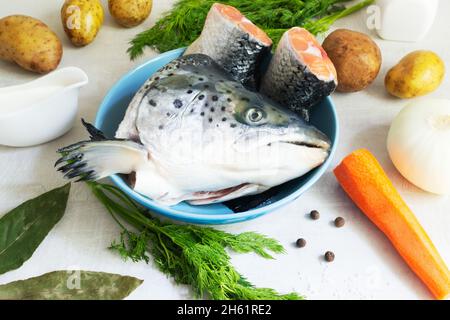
xmin=187 ymin=184 xmax=264 ymax=205
xmin=81 ymin=118 xmax=108 ymax=141
xmin=132 ymin=169 xmax=187 ymax=206
xmin=56 ymin=139 xmax=148 ymax=182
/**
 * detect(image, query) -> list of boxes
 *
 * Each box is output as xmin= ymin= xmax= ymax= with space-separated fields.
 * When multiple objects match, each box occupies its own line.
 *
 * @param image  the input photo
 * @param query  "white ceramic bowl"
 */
xmin=0 ymin=67 xmax=88 ymax=147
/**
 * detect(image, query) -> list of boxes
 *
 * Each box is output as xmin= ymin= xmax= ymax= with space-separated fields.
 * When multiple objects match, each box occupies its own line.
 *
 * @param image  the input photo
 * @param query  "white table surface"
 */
xmin=0 ymin=0 xmax=449 ymax=300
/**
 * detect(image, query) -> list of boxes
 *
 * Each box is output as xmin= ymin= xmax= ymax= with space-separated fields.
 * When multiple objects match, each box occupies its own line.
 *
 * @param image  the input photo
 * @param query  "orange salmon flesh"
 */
xmin=213 ymin=3 xmax=273 ymax=46
xmin=288 ymin=27 xmax=337 ymax=82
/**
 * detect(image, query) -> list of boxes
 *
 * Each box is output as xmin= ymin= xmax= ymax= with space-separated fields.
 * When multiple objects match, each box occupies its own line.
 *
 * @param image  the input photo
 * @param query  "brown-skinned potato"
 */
xmin=0 ymin=15 xmax=62 ymax=74
xmin=322 ymin=29 xmax=382 ymax=93
xmin=61 ymin=0 xmax=104 ymax=47
xmin=108 ymin=0 xmax=153 ymax=28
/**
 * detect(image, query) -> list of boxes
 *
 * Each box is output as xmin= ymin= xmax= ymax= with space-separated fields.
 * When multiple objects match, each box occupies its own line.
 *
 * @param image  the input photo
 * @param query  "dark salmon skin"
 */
xmin=260 ymin=27 xmax=337 ymax=121
xmin=185 ymin=3 xmax=272 ymax=89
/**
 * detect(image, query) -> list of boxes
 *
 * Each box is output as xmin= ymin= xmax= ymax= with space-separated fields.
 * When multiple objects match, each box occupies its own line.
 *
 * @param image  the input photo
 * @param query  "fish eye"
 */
xmin=246 ymin=107 xmax=265 ymax=123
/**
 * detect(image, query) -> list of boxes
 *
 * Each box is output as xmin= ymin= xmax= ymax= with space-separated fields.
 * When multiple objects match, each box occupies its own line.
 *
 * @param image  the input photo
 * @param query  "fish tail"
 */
xmin=55 ymin=120 xmax=147 ymax=182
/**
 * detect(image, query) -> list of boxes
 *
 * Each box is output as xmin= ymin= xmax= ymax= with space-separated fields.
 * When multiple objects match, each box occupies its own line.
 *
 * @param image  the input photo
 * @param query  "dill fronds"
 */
xmin=127 ymin=0 xmax=374 ymax=60
xmin=88 ymin=182 xmax=303 ymax=300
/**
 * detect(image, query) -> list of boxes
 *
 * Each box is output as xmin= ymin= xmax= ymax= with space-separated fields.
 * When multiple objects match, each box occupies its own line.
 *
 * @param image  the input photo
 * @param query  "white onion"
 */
xmin=387 ymin=98 xmax=450 ymax=195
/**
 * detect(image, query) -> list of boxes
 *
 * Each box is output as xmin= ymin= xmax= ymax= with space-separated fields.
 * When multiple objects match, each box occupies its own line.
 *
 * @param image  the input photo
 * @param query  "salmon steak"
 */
xmin=185 ymin=3 xmax=272 ymax=89
xmin=261 ymin=27 xmax=338 ymax=121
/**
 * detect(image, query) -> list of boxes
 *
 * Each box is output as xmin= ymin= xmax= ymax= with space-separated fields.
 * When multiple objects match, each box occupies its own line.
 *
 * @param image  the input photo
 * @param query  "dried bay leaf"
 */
xmin=0 ymin=184 xmax=71 ymax=275
xmin=0 ymin=270 xmax=143 ymax=300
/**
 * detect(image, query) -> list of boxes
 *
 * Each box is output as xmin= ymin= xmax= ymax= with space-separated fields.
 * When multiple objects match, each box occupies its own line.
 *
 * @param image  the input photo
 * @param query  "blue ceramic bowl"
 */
xmin=95 ymin=48 xmax=339 ymax=224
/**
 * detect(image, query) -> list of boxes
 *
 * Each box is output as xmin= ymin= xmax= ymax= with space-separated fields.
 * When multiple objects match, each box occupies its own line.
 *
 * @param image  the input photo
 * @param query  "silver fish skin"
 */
xmin=56 ymin=54 xmax=331 ymax=206
xmin=260 ymin=27 xmax=337 ymax=121
xmin=184 ymin=3 xmax=272 ymax=89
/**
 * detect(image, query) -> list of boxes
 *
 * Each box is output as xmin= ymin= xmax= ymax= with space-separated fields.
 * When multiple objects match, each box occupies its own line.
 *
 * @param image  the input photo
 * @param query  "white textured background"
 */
xmin=0 ymin=0 xmax=449 ymax=300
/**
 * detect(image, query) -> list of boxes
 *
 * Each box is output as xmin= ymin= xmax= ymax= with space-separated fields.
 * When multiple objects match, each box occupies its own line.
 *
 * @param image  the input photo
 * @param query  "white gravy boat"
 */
xmin=0 ymin=67 xmax=88 ymax=147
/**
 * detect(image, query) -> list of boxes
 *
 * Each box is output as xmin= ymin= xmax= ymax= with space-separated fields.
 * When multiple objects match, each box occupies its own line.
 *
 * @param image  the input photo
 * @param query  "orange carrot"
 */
xmin=334 ymin=149 xmax=450 ymax=300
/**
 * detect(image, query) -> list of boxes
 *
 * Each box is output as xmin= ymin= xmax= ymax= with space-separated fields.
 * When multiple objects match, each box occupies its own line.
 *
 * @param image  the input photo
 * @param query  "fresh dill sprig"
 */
xmin=127 ymin=0 xmax=374 ymax=60
xmin=88 ymin=182 xmax=302 ymax=300
xmin=110 ymin=230 xmax=150 ymax=263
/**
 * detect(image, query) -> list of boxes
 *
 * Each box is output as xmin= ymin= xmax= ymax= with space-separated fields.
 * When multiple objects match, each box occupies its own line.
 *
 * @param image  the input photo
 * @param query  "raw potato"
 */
xmin=0 ymin=15 xmax=62 ymax=74
xmin=385 ymin=51 xmax=445 ymax=98
xmin=322 ymin=29 xmax=382 ymax=92
xmin=61 ymin=0 xmax=104 ymax=46
xmin=108 ymin=0 xmax=153 ymax=28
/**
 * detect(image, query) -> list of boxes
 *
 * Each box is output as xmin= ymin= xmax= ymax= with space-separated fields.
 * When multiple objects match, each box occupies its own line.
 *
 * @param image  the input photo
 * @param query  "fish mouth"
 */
xmin=260 ymin=128 xmax=331 ymax=152
xmin=281 ymin=140 xmax=327 ymax=149
xmin=278 ymin=139 xmax=331 ymax=152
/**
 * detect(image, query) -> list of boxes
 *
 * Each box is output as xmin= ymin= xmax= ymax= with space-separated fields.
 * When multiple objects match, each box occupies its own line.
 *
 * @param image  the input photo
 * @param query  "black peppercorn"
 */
xmin=334 ymin=217 xmax=345 ymax=228
xmin=324 ymin=251 xmax=335 ymax=262
xmin=310 ymin=210 xmax=320 ymax=220
xmin=296 ymin=238 xmax=306 ymax=248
